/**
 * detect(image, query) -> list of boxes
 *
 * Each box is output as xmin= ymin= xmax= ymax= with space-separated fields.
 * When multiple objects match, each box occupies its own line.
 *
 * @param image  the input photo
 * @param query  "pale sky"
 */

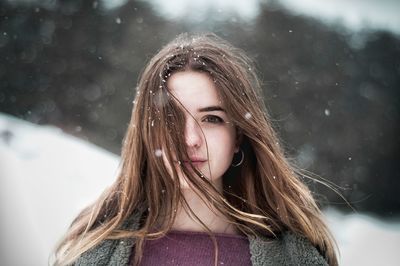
xmin=132 ymin=0 xmax=400 ymax=35
xmin=277 ymin=0 xmax=400 ymax=35
xmin=11 ymin=0 xmax=399 ymax=35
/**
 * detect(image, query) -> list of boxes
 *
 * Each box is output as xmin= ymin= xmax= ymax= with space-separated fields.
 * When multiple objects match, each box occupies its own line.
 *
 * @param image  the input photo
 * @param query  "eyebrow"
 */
xmin=198 ymin=105 xmax=226 ymax=112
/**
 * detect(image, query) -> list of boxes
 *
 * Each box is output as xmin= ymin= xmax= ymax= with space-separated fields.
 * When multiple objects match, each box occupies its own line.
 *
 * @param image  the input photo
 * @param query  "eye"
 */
xmin=203 ymin=115 xmax=224 ymax=124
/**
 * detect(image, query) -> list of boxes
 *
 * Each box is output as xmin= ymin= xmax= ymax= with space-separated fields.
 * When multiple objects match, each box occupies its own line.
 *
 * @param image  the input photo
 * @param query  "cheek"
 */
xmin=207 ymin=129 xmax=237 ymax=170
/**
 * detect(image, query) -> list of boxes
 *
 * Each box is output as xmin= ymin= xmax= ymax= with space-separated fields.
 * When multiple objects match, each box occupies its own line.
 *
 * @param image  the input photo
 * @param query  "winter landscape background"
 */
xmin=0 ymin=0 xmax=399 ymax=265
xmin=1 ymin=113 xmax=400 ymax=266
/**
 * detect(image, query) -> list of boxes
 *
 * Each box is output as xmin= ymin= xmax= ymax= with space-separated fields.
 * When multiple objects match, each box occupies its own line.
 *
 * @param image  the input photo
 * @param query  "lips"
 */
xmin=173 ymin=156 xmax=207 ymax=166
xmin=182 ymin=157 xmax=207 ymax=167
xmin=187 ymin=157 xmax=207 ymax=162
xmin=184 ymin=161 xmax=206 ymax=167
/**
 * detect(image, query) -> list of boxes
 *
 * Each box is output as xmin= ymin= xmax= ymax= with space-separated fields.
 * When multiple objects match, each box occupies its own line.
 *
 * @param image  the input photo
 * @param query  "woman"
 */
xmin=54 ymin=33 xmax=338 ymax=265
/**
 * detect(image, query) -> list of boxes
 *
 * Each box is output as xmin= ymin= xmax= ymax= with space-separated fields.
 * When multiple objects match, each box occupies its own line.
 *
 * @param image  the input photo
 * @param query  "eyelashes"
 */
xmin=202 ymin=115 xmax=224 ymax=124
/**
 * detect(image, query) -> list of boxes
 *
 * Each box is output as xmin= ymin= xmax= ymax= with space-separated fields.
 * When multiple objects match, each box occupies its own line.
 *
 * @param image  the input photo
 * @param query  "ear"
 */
xmin=235 ymin=129 xmax=243 ymax=153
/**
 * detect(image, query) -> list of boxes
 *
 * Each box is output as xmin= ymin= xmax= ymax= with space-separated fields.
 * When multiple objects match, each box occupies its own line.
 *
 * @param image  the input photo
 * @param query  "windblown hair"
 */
xmin=54 ymin=33 xmax=338 ymax=265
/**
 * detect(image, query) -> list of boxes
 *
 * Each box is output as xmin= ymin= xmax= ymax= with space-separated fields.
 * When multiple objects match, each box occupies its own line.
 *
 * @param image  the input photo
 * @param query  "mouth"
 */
xmin=178 ymin=158 xmax=207 ymax=167
xmin=184 ymin=160 xmax=206 ymax=166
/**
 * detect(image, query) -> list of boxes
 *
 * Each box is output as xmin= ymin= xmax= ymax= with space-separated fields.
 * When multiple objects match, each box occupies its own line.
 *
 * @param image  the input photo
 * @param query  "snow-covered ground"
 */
xmin=0 ymin=112 xmax=399 ymax=265
xmin=326 ymin=208 xmax=400 ymax=266
xmin=0 ymin=113 xmax=119 ymax=266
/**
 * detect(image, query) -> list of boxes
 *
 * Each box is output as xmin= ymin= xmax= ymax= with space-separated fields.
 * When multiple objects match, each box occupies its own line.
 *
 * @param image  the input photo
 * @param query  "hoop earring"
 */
xmin=231 ymin=149 xmax=244 ymax=167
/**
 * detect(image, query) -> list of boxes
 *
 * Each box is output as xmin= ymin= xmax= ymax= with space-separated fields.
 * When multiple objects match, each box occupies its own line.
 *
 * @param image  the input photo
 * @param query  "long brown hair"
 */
xmin=54 ymin=33 xmax=338 ymax=265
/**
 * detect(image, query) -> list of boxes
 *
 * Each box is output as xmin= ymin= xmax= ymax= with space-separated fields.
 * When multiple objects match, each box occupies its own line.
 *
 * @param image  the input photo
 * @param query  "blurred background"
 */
xmin=0 ymin=0 xmax=399 ymax=265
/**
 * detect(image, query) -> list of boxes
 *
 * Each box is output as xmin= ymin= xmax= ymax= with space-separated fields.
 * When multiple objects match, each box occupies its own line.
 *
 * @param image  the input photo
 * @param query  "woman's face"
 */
xmin=164 ymin=70 xmax=239 ymax=189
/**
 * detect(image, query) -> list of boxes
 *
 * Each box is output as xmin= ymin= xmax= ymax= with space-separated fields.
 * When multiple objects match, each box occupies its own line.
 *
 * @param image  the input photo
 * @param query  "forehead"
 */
xmin=167 ymin=71 xmax=224 ymax=110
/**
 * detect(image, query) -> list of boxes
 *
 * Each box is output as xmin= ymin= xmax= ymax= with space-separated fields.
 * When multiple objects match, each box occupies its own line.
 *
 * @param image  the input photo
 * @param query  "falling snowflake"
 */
xmin=154 ymin=149 xmax=163 ymax=157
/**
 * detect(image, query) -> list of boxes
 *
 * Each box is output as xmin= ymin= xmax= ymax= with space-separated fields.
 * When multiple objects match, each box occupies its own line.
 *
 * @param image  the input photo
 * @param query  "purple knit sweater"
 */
xmin=130 ymin=230 xmax=252 ymax=266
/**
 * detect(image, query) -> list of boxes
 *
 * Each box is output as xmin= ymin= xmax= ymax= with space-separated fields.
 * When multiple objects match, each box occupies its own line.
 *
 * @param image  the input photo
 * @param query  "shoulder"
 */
xmin=73 ymin=209 xmax=144 ymax=266
xmin=280 ymin=231 xmax=328 ymax=265
xmin=248 ymin=231 xmax=328 ymax=266
xmin=74 ymin=239 xmax=118 ymax=266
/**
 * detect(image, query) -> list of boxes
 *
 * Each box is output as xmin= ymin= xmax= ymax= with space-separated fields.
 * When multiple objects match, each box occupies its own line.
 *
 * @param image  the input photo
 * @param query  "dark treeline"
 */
xmin=0 ymin=0 xmax=399 ymax=217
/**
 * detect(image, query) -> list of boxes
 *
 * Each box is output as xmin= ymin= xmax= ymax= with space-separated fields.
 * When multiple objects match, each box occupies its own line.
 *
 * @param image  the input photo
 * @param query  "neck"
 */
xmin=169 ymin=179 xmax=238 ymax=235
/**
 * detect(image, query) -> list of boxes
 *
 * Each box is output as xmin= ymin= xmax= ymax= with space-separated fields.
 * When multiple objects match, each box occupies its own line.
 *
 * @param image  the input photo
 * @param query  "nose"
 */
xmin=184 ymin=118 xmax=203 ymax=148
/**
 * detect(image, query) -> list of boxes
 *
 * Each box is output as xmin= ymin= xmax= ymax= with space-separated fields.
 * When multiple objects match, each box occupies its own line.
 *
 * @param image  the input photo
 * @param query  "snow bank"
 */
xmin=0 ymin=113 xmax=119 ymax=266
xmin=326 ymin=208 xmax=400 ymax=266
